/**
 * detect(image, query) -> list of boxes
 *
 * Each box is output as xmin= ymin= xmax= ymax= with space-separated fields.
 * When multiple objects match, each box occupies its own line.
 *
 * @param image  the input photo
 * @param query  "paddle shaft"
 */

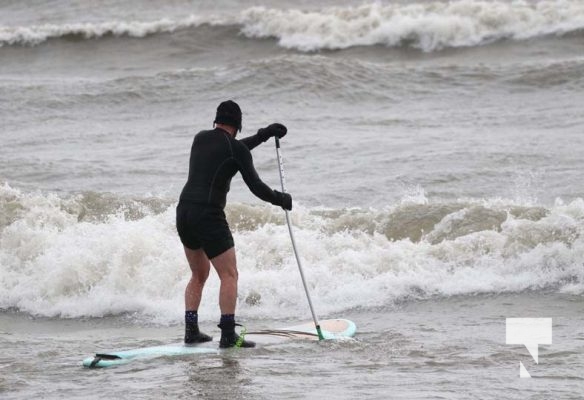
xmin=275 ymin=137 xmax=324 ymax=341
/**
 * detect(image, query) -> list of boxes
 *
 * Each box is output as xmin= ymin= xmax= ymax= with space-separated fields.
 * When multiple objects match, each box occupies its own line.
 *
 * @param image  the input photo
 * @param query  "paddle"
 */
xmin=274 ymin=137 xmax=324 ymax=341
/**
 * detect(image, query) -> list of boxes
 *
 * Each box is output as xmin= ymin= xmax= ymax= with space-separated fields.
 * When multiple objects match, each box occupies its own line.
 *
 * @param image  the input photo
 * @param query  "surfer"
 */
xmin=176 ymin=100 xmax=292 ymax=348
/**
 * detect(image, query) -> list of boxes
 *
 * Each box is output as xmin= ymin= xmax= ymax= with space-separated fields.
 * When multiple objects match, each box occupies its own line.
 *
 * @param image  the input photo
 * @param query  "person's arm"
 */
xmin=239 ymin=133 xmax=264 ymax=151
xmin=239 ymin=123 xmax=288 ymax=151
xmin=234 ymin=142 xmax=292 ymax=210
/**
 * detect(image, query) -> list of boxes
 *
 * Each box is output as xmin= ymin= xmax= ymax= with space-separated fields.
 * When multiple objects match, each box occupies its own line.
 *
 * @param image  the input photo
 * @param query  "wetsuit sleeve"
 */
xmin=234 ymin=143 xmax=282 ymax=205
xmin=239 ymin=132 xmax=267 ymax=151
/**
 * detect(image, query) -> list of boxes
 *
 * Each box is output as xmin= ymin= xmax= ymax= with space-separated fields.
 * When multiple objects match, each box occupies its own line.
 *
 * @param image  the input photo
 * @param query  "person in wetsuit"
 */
xmin=176 ymin=100 xmax=292 ymax=348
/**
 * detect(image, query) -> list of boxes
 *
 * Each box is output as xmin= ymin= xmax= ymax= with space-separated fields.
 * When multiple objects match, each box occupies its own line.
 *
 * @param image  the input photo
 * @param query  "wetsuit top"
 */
xmin=179 ymin=128 xmax=280 ymax=209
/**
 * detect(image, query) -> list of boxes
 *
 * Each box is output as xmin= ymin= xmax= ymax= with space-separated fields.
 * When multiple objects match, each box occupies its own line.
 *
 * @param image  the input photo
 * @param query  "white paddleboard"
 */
xmin=82 ymin=318 xmax=356 ymax=368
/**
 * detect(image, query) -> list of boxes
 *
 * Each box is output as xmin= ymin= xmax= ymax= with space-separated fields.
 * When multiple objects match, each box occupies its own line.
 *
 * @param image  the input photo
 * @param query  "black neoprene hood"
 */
xmin=214 ymin=100 xmax=242 ymax=132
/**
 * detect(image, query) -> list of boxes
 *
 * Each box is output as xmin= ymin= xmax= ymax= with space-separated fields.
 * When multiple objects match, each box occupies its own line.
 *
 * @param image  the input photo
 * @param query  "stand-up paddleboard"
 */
xmin=82 ymin=318 xmax=356 ymax=368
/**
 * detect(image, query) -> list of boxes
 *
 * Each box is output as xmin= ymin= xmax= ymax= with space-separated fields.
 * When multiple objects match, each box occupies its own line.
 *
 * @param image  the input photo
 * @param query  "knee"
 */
xmin=220 ymin=268 xmax=238 ymax=284
xmin=192 ymin=269 xmax=210 ymax=285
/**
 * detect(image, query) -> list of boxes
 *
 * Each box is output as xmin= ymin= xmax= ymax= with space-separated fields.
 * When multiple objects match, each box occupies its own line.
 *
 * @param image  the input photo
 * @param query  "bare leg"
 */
xmin=210 ymin=247 xmax=238 ymax=314
xmin=184 ymin=247 xmax=210 ymax=311
xmin=210 ymin=246 xmax=254 ymax=348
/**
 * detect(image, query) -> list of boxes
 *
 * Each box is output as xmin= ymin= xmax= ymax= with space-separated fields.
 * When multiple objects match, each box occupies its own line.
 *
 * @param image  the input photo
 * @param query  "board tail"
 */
xmin=87 ymin=354 xmax=122 ymax=368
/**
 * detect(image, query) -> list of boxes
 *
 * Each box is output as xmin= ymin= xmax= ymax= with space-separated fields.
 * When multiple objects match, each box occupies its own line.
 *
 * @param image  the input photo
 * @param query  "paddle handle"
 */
xmin=275 ymin=137 xmax=324 ymax=341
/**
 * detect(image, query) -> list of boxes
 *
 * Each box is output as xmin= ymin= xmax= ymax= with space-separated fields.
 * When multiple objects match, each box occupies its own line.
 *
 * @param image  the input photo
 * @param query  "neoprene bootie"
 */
xmin=218 ymin=320 xmax=255 ymax=348
xmin=184 ymin=322 xmax=212 ymax=344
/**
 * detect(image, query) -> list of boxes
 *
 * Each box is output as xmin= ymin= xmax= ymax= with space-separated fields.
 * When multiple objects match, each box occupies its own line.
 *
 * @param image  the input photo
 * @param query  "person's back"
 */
xmin=180 ymin=128 xmax=238 ymax=208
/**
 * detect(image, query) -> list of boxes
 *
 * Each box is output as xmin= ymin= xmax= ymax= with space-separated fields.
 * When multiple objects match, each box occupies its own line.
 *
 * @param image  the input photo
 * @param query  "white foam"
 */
xmin=1 ymin=184 xmax=583 ymax=324
xmin=241 ymin=1 xmax=584 ymax=52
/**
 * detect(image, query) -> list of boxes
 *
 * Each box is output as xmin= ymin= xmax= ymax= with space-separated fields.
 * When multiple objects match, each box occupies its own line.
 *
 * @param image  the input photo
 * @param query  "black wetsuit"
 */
xmin=176 ymin=127 xmax=284 ymax=258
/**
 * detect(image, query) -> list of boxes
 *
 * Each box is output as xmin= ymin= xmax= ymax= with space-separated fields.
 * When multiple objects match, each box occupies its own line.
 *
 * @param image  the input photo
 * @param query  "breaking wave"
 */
xmin=1 ymin=0 xmax=584 ymax=52
xmin=1 ymin=183 xmax=583 ymax=324
xmin=0 ymin=15 xmax=212 ymax=46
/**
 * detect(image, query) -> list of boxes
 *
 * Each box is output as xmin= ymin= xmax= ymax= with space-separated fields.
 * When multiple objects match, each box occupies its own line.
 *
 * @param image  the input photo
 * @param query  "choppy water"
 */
xmin=1 ymin=0 xmax=583 ymax=398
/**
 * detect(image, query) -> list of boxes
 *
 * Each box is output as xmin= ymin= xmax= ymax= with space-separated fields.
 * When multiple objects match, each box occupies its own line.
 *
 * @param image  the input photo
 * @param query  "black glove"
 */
xmin=274 ymin=191 xmax=292 ymax=211
xmin=258 ymin=123 xmax=287 ymax=142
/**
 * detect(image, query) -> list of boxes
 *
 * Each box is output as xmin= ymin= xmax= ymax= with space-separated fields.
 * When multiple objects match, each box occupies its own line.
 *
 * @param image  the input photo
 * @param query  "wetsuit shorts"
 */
xmin=176 ymin=202 xmax=234 ymax=259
